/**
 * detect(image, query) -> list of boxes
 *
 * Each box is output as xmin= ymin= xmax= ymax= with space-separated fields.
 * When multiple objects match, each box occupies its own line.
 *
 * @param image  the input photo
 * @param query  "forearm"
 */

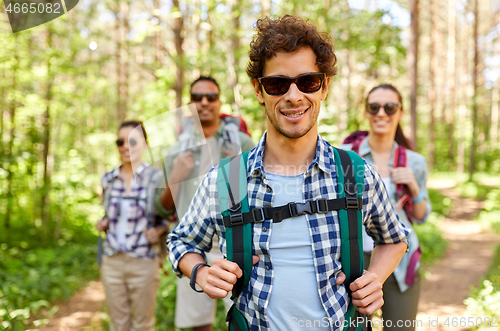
xmin=409 ymin=179 xmax=427 ymax=221
xmin=160 ymin=183 xmax=179 ymax=211
xmin=411 ymin=199 xmax=427 ymax=221
xmin=178 ymin=252 xmax=207 ymax=279
xmin=368 ymin=242 xmax=407 ymax=284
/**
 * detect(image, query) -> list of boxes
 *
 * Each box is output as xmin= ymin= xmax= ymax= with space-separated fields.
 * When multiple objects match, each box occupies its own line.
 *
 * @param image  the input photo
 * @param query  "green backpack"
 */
xmin=216 ymin=148 xmax=368 ymax=331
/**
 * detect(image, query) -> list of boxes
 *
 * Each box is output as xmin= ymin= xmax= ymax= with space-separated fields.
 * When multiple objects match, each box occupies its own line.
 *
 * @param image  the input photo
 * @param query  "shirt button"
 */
xmin=265 ymin=265 xmax=269 ymax=270
xmin=262 ymin=227 xmax=267 ymax=232
xmin=266 ymin=187 xmax=271 ymax=192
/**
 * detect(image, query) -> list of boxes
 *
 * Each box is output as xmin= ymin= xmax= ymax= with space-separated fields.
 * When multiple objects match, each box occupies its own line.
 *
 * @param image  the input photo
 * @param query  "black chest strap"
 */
xmin=222 ymin=196 xmax=362 ymax=227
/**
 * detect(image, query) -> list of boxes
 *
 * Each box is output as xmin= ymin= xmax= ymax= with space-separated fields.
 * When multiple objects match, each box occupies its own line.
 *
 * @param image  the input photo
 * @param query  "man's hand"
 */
xmin=349 ymin=270 xmax=384 ymax=315
xmin=196 ymin=255 xmax=260 ymax=299
xmin=143 ymin=227 xmax=159 ymax=243
xmin=170 ymin=152 xmax=195 ymax=184
xmin=96 ymin=218 xmax=109 ymax=232
xmin=336 ymin=271 xmax=346 ymax=285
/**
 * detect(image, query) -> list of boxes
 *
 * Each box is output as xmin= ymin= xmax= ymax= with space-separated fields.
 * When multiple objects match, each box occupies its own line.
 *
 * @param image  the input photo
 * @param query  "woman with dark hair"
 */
xmin=96 ymin=120 xmax=169 ymax=331
xmin=341 ymin=84 xmax=431 ymax=330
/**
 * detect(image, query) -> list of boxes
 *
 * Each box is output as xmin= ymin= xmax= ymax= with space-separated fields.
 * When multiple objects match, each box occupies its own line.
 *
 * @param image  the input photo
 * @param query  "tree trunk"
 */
xmin=409 ymin=0 xmax=419 ymax=150
xmin=41 ymin=28 xmax=53 ymax=236
xmin=5 ymin=38 xmax=18 ymax=229
xmin=428 ymin=0 xmax=437 ymax=170
xmin=468 ymin=0 xmax=479 ymax=181
xmin=490 ymin=14 xmax=500 ymax=150
xmin=227 ymin=0 xmax=242 ymax=114
xmin=457 ymin=5 xmax=469 ymax=174
xmin=172 ymin=0 xmax=184 ymax=110
xmin=0 ymin=60 xmax=5 ymax=161
xmin=261 ymin=0 xmax=271 ymax=17
xmin=446 ymin=0 xmax=457 ymax=164
xmin=155 ymin=0 xmax=164 ymax=67
xmin=115 ymin=3 xmax=128 ymax=123
xmin=122 ymin=2 xmax=130 ymax=120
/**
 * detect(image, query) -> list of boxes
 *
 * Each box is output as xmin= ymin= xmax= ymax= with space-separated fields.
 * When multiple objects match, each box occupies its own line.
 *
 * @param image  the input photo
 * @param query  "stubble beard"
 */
xmin=266 ymin=105 xmax=319 ymax=139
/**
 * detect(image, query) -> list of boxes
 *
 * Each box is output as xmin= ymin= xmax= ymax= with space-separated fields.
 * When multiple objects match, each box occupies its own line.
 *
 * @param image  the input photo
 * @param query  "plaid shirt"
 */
xmin=102 ymin=163 xmax=168 ymax=259
xmin=168 ymin=133 xmax=409 ymax=331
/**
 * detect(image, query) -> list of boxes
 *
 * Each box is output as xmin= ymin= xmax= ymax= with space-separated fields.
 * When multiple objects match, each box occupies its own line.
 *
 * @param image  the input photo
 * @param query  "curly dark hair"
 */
xmin=246 ymin=15 xmax=338 ymax=82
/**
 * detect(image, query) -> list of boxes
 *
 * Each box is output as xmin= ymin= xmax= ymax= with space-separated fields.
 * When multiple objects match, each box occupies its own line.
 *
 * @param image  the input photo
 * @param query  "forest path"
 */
xmin=37 ymin=280 xmax=105 ymax=331
xmin=415 ymin=179 xmax=499 ymax=331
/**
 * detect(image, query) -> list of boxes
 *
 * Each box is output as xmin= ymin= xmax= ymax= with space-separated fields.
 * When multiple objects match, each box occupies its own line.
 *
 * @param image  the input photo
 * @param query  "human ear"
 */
xmin=252 ymin=79 xmax=265 ymax=104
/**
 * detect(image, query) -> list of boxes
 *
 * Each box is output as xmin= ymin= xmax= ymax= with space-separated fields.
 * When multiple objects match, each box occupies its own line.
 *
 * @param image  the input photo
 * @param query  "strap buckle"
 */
xmin=346 ymin=197 xmax=361 ymax=209
xmin=228 ymin=202 xmax=244 ymax=226
xmin=294 ymin=201 xmax=313 ymax=215
xmin=314 ymin=198 xmax=328 ymax=213
xmin=251 ymin=208 xmax=266 ymax=223
xmin=288 ymin=202 xmax=299 ymax=218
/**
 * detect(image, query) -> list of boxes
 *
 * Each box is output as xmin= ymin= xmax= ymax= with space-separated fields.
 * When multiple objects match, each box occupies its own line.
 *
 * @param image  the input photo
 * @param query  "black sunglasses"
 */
xmin=258 ymin=72 xmax=326 ymax=96
xmin=365 ymin=102 xmax=401 ymax=115
xmin=191 ymin=93 xmax=219 ymax=102
xmin=116 ymin=138 xmax=137 ymax=147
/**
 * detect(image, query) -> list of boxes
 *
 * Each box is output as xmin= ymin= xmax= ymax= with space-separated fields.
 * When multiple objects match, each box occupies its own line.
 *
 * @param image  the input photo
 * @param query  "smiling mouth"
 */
xmin=281 ymin=109 xmax=307 ymax=118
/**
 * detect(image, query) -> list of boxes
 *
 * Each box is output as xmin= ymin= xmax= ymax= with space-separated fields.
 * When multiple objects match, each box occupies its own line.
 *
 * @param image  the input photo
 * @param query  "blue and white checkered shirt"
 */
xmin=168 ymin=133 xmax=409 ymax=331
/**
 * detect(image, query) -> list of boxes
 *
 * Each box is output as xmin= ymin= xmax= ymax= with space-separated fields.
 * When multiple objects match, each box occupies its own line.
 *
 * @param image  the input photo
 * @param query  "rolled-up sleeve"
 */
xmin=167 ymin=167 xmax=218 ymax=277
xmin=363 ymin=162 xmax=410 ymax=248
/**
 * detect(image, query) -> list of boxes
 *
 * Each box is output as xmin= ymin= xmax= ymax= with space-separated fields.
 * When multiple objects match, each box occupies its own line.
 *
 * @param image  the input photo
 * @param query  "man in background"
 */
xmin=155 ymin=76 xmax=254 ymax=331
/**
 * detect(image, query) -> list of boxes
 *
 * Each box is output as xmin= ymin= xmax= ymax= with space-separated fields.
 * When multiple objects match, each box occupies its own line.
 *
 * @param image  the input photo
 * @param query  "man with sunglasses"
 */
xmin=168 ymin=16 xmax=409 ymax=331
xmin=155 ymin=76 xmax=254 ymax=331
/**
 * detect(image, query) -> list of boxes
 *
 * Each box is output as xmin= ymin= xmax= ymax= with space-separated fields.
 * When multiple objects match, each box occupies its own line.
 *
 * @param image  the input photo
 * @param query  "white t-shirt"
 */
xmin=116 ymin=198 xmax=131 ymax=248
xmin=266 ymin=171 xmax=329 ymax=331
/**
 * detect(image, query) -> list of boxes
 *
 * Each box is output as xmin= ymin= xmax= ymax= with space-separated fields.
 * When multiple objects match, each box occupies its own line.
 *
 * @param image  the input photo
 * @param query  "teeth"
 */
xmin=283 ymin=110 xmax=306 ymax=118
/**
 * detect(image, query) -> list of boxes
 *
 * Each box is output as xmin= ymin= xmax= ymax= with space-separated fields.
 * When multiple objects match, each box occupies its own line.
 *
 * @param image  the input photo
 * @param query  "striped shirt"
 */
xmin=101 ymin=163 xmax=169 ymax=259
xmin=168 ymin=133 xmax=409 ymax=331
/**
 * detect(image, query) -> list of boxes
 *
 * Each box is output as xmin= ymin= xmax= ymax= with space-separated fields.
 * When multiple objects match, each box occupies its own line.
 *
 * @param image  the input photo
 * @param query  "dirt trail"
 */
xmin=415 ymin=179 xmax=500 ymax=331
xmin=37 ymin=281 xmax=106 ymax=331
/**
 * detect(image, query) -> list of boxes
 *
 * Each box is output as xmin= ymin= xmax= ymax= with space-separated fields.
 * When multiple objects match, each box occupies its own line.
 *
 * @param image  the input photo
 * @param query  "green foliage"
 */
xmin=465 ymin=243 xmax=500 ymax=329
xmin=154 ymin=268 xmax=227 ymax=331
xmin=155 ymin=270 xmax=177 ymax=330
xmin=414 ymin=214 xmax=448 ymax=267
xmin=456 ymin=181 xmax=495 ymax=201
xmin=428 ymin=188 xmax=452 ymax=217
xmin=0 ymin=241 xmax=99 ymax=330
xmin=475 ymin=187 xmax=500 ymax=235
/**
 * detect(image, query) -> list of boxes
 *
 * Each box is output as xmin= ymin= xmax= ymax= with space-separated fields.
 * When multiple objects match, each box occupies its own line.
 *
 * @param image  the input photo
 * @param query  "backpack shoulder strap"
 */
xmin=217 ymin=151 xmax=251 ymax=331
xmin=142 ymin=166 xmax=160 ymax=228
xmin=217 ymin=152 xmax=251 ymax=294
xmin=220 ymin=118 xmax=243 ymax=155
xmin=102 ymin=172 xmax=114 ymax=218
xmin=333 ymin=148 xmax=364 ymax=288
xmin=333 ymin=148 xmax=366 ymax=331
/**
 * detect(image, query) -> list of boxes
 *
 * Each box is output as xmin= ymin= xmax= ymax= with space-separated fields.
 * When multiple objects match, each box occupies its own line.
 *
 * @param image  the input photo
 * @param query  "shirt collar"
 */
xmin=112 ymin=162 xmax=149 ymax=179
xmin=134 ymin=162 xmax=149 ymax=178
xmin=248 ymin=132 xmax=334 ymax=178
xmin=358 ymin=135 xmax=399 ymax=167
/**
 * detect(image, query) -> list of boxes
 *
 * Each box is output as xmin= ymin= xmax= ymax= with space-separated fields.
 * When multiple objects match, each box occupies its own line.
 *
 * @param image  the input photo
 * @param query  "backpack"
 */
xmin=216 ymin=148 xmax=369 ymax=331
xmin=99 ymin=167 xmax=168 ymax=271
xmin=344 ymin=131 xmax=421 ymax=287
